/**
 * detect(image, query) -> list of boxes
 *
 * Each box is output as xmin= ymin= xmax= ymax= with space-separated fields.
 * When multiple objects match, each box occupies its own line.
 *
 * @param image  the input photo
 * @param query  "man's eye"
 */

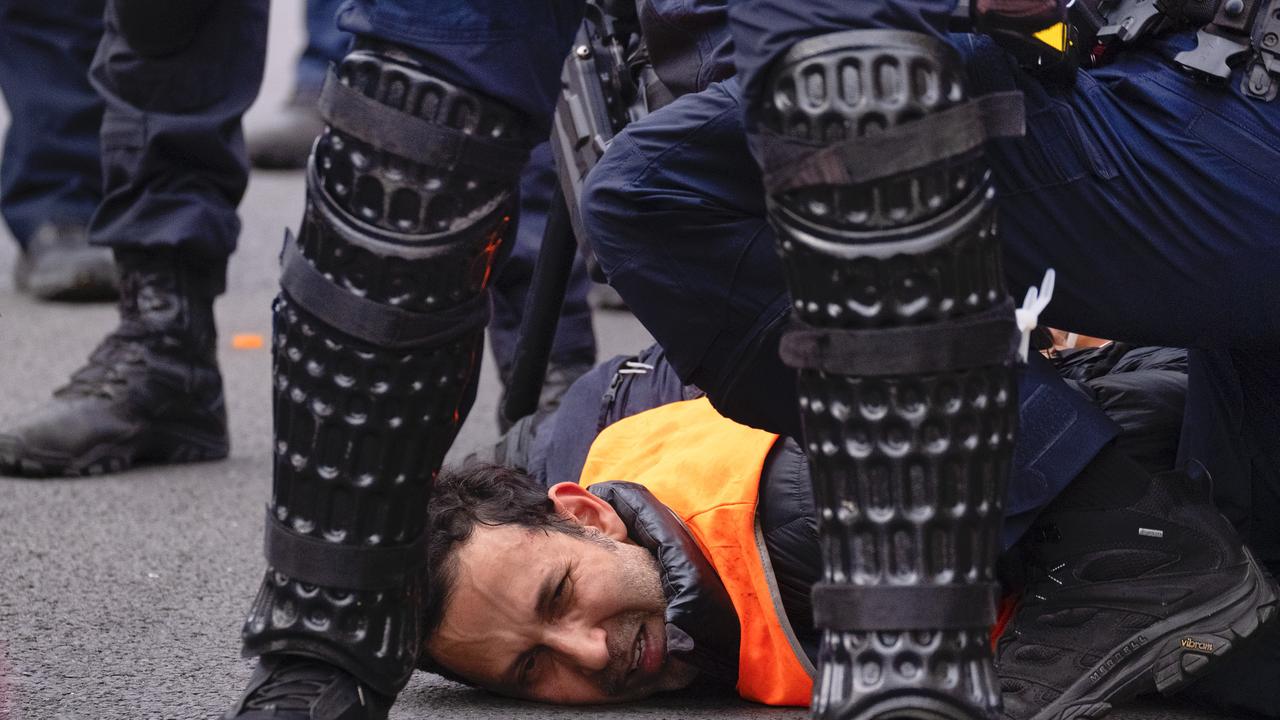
xmin=519 ymin=653 xmax=539 ymax=685
xmin=552 ymin=567 xmax=573 ymax=612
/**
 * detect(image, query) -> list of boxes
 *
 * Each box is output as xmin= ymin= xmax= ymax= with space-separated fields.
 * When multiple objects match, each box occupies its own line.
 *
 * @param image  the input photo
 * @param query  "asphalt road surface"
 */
xmin=0 ymin=3 xmax=1240 ymax=719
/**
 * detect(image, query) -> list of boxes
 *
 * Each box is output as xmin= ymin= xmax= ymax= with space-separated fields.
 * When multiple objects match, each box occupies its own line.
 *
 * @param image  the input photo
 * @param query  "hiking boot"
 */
xmin=247 ymin=92 xmax=323 ymax=170
xmin=225 ymin=654 xmax=391 ymax=720
xmin=996 ymin=451 xmax=1278 ymax=720
xmin=0 ymin=248 xmax=228 ymax=477
xmin=13 ymin=222 xmax=117 ymax=301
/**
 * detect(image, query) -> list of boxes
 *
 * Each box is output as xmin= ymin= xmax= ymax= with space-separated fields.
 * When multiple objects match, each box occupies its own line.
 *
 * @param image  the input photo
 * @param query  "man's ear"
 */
xmin=547 ymin=482 xmax=630 ymax=542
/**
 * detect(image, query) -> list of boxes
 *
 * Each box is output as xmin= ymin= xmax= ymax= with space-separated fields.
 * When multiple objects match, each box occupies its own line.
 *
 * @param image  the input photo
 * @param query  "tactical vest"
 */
xmin=578 ymin=397 xmax=815 ymax=706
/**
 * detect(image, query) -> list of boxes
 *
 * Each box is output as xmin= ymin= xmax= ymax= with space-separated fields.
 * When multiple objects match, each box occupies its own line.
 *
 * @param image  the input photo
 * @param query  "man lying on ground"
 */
xmin=415 ymin=345 xmax=1278 ymax=718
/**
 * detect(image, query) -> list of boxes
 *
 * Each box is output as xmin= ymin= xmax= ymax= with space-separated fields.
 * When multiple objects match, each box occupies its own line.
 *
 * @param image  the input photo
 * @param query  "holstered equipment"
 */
xmin=754 ymin=30 xmax=1024 ymax=720
xmin=551 ymin=0 xmax=657 ymax=282
xmin=1084 ymin=0 xmax=1280 ymax=99
xmin=239 ymin=42 xmax=529 ymax=695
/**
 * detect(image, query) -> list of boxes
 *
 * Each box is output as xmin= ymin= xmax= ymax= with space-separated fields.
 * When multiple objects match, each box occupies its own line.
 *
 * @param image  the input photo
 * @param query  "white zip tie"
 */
xmin=617 ymin=368 xmax=647 ymax=375
xmin=624 ymin=361 xmax=655 ymax=370
xmin=1015 ymin=268 xmax=1056 ymax=363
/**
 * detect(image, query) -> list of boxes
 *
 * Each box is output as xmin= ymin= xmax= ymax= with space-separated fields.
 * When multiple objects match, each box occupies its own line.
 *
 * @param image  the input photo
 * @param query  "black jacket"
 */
xmin=1052 ymin=344 xmax=1187 ymax=474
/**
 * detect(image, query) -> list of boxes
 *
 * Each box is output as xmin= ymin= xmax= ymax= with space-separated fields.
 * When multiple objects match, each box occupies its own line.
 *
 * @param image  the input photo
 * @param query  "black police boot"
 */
xmin=754 ymin=30 xmax=1026 ymax=720
xmin=13 ymin=221 xmax=118 ymax=301
xmin=225 ymin=654 xmax=391 ymax=720
xmin=0 ymin=248 xmax=228 ymax=477
xmin=996 ymin=449 xmax=1278 ymax=720
xmin=230 ymin=40 xmax=529 ymax=717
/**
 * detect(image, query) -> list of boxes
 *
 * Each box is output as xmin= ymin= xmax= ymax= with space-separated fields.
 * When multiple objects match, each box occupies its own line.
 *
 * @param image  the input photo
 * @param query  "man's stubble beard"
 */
xmin=594 ymin=538 xmax=698 ymax=699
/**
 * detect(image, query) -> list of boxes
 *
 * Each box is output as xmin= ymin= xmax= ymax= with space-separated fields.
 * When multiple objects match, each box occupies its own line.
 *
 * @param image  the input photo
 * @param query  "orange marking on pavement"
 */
xmin=232 ymin=333 xmax=265 ymax=350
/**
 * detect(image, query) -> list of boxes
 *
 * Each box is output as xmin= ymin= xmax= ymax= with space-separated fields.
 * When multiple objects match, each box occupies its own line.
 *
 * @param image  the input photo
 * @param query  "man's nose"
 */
xmin=545 ymin=622 xmax=610 ymax=672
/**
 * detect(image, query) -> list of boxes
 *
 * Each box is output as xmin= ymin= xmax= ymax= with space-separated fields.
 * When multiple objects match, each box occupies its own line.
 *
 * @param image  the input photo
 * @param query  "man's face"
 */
xmin=426 ymin=484 xmax=699 ymax=704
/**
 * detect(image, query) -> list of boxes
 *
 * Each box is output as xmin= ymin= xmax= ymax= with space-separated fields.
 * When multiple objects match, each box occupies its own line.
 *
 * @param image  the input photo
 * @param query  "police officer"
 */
xmin=0 ymin=0 xmax=267 ymax=477
xmin=0 ymin=0 xmax=115 ymax=300
xmin=221 ymin=2 xmax=1279 ymax=720
xmin=585 ymin=1 xmax=1280 ymax=718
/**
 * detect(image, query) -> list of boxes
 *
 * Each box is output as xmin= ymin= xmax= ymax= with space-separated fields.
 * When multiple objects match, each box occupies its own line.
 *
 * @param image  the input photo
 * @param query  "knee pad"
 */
xmin=241 ymin=43 xmax=531 ymax=695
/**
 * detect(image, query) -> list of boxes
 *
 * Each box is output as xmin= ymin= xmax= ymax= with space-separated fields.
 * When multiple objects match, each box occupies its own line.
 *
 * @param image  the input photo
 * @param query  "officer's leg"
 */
xmin=0 ymin=0 xmax=114 ymax=300
xmin=228 ymin=1 xmax=584 ymax=717
xmin=730 ymin=2 xmax=1019 ymax=718
xmin=0 ymin=0 xmax=265 ymax=478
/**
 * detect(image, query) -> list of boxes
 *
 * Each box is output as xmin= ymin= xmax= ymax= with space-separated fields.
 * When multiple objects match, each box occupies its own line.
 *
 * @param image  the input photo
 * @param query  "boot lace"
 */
xmin=53 ymin=327 xmax=149 ymax=401
xmin=1020 ymin=523 xmax=1068 ymax=604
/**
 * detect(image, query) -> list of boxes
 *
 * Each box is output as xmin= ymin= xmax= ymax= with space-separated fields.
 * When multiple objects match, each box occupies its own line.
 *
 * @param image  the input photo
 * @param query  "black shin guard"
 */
xmin=756 ymin=31 xmax=1022 ymax=720
xmin=240 ymin=43 xmax=529 ymax=695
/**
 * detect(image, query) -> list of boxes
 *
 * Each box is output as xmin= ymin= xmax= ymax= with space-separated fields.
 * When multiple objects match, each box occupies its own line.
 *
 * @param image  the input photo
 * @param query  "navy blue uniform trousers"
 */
xmin=88 ymin=0 xmax=267 ymax=271
xmin=0 ymin=0 xmax=104 ymax=247
xmin=0 ymin=0 xmax=265 ymax=265
xmin=335 ymin=1 xmax=1279 ymax=561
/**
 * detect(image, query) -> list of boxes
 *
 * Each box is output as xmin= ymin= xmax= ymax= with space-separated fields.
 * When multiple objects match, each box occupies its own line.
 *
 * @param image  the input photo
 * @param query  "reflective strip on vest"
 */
xmin=579 ymin=397 xmax=815 ymax=706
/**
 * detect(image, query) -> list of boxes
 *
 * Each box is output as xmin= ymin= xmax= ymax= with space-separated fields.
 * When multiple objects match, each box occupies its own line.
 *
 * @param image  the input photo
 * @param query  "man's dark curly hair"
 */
xmin=418 ymin=462 xmax=589 ymax=681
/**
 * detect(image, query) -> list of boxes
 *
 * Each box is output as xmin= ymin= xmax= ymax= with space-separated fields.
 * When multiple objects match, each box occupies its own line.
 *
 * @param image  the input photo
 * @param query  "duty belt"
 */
xmin=1080 ymin=0 xmax=1280 ymax=99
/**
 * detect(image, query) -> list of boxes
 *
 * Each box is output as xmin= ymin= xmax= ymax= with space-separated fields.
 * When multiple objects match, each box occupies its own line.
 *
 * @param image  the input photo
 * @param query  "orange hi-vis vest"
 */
xmin=578 ymin=397 xmax=815 ymax=706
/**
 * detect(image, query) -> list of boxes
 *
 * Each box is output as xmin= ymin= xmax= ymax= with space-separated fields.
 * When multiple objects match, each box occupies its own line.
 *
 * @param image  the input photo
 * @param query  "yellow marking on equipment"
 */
xmin=1034 ymin=22 xmax=1068 ymax=52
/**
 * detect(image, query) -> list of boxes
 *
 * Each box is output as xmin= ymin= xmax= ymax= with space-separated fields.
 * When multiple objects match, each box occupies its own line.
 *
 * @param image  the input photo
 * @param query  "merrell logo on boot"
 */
xmin=1088 ymin=635 xmax=1148 ymax=683
xmin=1180 ymin=638 xmax=1214 ymax=653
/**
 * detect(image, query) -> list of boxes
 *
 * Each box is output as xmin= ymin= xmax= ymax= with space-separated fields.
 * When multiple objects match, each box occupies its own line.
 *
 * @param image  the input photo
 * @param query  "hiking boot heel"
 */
xmin=1151 ymin=547 xmax=1279 ymax=695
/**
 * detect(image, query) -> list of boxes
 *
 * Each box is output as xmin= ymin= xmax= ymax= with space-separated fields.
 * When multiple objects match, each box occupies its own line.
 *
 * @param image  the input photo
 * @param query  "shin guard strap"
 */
xmin=279 ymin=233 xmax=490 ymax=349
xmin=319 ymin=70 xmax=528 ymax=179
xmin=812 ymin=582 xmax=998 ymax=631
xmin=781 ymin=299 xmax=1018 ymax=376
xmin=263 ymin=510 xmax=428 ymax=591
xmin=760 ymin=91 xmax=1024 ymax=193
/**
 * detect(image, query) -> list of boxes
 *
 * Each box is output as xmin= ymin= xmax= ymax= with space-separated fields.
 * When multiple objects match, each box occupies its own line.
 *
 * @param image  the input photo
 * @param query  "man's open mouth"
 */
xmin=627 ymin=619 xmax=663 ymax=683
xmin=629 ymin=623 xmax=646 ymax=675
